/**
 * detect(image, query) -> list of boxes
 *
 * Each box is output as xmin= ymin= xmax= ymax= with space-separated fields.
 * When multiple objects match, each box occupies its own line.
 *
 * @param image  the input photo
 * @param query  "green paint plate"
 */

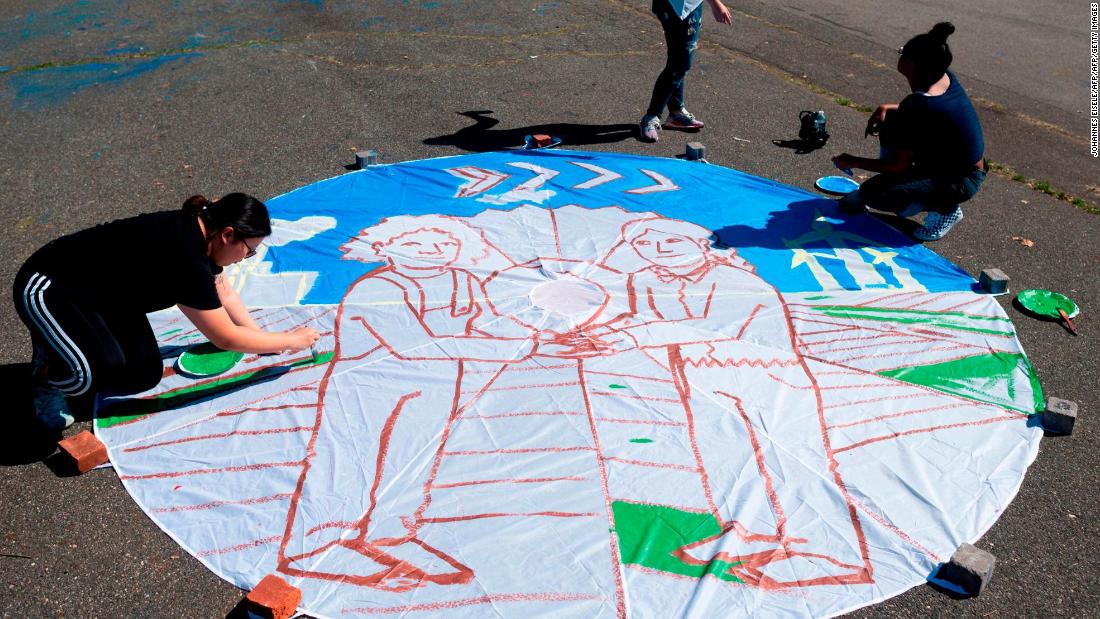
xmin=1016 ymin=289 xmax=1079 ymax=319
xmin=175 ymin=342 xmax=244 ymax=378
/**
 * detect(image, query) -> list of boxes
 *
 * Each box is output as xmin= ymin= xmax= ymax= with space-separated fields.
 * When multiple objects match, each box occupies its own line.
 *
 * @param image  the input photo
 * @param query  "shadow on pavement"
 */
xmin=423 ymin=110 xmax=636 ymax=152
xmin=0 ymin=363 xmax=61 ymax=466
xmin=772 ymin=137 xmax=829 ymax=154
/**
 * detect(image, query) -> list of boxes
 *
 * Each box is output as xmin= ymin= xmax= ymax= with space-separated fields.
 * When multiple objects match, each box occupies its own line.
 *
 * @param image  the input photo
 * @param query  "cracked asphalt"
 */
xmin=1 ymin=1 xmax=1096 ymax=617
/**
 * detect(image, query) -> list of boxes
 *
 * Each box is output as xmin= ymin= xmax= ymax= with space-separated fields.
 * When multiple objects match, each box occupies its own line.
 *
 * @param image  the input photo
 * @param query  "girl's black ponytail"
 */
xmin=182 ymin=193 xmax=271 ymax=240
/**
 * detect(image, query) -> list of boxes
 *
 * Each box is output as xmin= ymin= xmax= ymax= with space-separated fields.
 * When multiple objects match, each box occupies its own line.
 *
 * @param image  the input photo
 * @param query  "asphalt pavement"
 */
xmin=1 ymin=1 xmax=1097 ymax=617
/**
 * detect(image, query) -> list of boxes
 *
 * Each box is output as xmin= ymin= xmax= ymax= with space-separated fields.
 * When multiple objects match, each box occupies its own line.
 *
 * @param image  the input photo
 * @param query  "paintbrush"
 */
xmin=1058 ymin=308 xmax=1079 ymax=336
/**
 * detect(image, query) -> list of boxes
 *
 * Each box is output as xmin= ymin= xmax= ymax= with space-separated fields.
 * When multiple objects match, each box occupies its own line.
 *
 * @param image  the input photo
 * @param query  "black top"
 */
xmin=894 ymin=70 xmax=985 ymax=175
xmin=25 ymin=210 xmax=223 ymax=314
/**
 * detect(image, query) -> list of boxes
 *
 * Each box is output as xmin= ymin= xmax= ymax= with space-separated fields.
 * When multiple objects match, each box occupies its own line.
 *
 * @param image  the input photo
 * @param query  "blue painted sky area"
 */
xmin=264 ymin=150 xmax=974 ymax=305
xmin=6 ymin=52 xmax=199 ymax=109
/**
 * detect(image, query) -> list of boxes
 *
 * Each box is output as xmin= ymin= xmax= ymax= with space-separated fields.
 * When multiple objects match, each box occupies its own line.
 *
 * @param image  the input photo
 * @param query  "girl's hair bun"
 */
xmin=182 ymin=194 xmax=211 ymax=215
xmin=930 ymin=22 xmax=955 ymax=42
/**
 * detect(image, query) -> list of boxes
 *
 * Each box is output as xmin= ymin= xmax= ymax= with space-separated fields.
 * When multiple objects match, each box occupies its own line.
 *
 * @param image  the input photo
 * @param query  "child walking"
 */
xmin=638 ymin=0 xmax=733 ymax=143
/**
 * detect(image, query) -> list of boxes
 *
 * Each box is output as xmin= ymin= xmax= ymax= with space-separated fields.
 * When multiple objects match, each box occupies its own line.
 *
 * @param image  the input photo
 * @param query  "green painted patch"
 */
xmin=804 ymin=295 xmax=832 ymax=301
xmin=629 ymin=438 xmax=654 ymax=444
xmin=811 ymin=305 xmax=1015 ymax=337
xmin=609 ymin=384 xmax=627 ymax=389
xmin=176 ymin=343 xmax=244 ymax=377
xmin=160 ymin=328 xmax=184 ymax=337
xmin=96 ymin=351 xmax=334 ymax=429
xmin=879 ymin=352 xmax=1043 ymax=414
xmin=1017 ymin=288 xmax=1079 ymax=319
xmin=612 ymin=500 xmax=742 ymax=582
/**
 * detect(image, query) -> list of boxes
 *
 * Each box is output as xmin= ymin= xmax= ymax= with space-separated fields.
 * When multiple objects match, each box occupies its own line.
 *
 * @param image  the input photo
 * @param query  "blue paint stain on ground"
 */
xmin=104 ymin=46 xmax=144 ymax=56
xmin=8 ymin=1 xmax=117 ymax=43
xmin=535 ymin=2 xmax=559 ymax=17
xmin=7 ymin=52 xmax=201 ymax=110
xmin=181 ymin=25 xmax=243 ymax=50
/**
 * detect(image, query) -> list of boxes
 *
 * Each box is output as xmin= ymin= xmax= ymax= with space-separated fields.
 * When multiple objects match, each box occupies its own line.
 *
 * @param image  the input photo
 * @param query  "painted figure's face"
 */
xmin=379 ymin=228 xmax=462 ymax=270
xmin=629 ymin=229 xmax=707 ymax=269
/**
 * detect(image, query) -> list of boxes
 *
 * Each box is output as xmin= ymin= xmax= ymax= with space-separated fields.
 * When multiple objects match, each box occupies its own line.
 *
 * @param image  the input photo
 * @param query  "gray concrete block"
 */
xmin=1043 ymin=397 xmax=1078 ymax=435
xmin=979 ymin=268 xmax=1010 ymax=294
xmin=685 ymin=142 xmax=706 ymax=161
xmin=937 ymin=543 xmax=996 ymax=596
xmin=355 ymin=149 xmax=379 ymax=169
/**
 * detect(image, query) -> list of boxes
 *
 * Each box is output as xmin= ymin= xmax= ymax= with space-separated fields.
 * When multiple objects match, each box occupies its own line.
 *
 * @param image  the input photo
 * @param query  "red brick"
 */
xmin=58 ymin=431 xmax=108 ymax=474
xmin=245 ymin=574 xmax=301 ymax=619
xmin=531 ymin=134 xmax=552 ymax=147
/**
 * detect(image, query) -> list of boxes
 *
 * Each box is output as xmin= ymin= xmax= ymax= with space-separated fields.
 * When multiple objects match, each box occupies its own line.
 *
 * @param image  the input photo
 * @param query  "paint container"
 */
xmin=799 ymin=110 xmax=829 ymax=145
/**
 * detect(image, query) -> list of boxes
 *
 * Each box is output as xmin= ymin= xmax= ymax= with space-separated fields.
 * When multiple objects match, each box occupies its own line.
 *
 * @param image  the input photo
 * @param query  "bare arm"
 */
xmin=178 ymin=304 xmax=318 ymax=354
xmin=865 ymin=103 xmax=899 ymax=137
xmin=831 ymin=151 xmax=910 ymax=175
xmin=832 ymin=103 xmax=912 ymax=173
xmin=832 ymin=148 xmax=913 ymax=175
xmin=215 ymin=273 xmax=261 ymax=330
xmin=707 ymin=0 xmax=733 ymax=25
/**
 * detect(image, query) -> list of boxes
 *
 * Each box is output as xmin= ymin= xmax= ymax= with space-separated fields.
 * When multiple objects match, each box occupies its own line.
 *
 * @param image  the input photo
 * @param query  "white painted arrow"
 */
xmin=625 ymin=169 xmax=680 ymax=194
xmin=570 ymin=162 xmax=623 ymax=189
xmin=507 ymin=161 xmax=560 ymax=191
xmin=472 ymin=161 xmax=561 ymax=205
xmin=446 ymin=166 xmax=511 ymax=198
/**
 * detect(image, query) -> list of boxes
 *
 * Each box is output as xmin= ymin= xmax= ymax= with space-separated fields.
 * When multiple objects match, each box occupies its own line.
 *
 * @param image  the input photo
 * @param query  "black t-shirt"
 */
xmin=892 ymin=70 xmax=985 ymax=175
xmin=26 ymin=210 xmax=223 ymax=313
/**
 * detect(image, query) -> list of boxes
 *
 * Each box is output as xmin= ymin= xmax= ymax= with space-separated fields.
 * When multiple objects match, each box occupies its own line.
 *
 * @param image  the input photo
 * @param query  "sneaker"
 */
xmin=913 ymin=206 xmax=963 ymax=241
xmin=638 ymin=115 xmax=661 ymax=142
xmin=32 ymin=385 xmax=74 ymax=430
xmin=666 ymin=109 xmax=705 ymax=130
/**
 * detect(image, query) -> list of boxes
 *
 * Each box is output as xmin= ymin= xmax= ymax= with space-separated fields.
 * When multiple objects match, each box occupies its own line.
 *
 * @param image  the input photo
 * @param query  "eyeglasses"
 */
xmin=237 ymin=233 xmax=262 ymax=258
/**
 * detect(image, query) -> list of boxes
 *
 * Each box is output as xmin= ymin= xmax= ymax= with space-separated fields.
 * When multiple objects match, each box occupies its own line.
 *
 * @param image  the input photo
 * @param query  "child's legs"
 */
xmin=646 ymin=4 xmax=702 ymax=117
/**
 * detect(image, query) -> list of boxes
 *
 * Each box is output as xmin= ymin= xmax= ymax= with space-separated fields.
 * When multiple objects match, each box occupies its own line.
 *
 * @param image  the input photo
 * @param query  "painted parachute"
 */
xmin=96 ymin=150 xmax=1042 ymax=618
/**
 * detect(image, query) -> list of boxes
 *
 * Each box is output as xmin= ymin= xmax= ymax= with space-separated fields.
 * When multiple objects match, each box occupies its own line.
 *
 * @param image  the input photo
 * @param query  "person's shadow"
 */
xmin=423 ymin=110 xmax=636 ymax=152
xmin=0 ymin=363 xmax=64 ymax=465
xmin=713 ymin=198 xmax=922 ymax=251
xmin=1 ymin=346 xmax=294 ymax=468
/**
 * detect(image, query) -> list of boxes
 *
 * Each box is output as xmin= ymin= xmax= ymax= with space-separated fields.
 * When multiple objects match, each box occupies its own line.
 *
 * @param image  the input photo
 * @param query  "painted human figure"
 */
xmin=278 ymin=214 xmax=537 ymax=591
xmin=588 ymin=215 xmax=873 ymax=588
